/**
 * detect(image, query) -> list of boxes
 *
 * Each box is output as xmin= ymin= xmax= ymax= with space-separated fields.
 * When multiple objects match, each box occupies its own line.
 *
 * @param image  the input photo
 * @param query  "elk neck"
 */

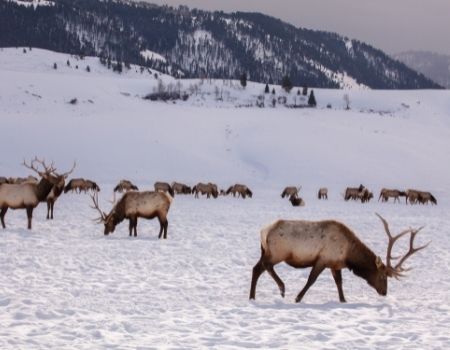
xmin=345 ymin=235 xmax=378 ymax=282
xmin=36 ymin=177 xmax=55 ymax=201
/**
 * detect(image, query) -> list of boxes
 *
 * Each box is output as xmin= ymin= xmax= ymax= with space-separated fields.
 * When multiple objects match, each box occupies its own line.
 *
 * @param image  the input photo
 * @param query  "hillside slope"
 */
xmin=0 ymin=0 xmax=441 ymax=89
xmin=1 ymin=47 xmax=449 ymax=196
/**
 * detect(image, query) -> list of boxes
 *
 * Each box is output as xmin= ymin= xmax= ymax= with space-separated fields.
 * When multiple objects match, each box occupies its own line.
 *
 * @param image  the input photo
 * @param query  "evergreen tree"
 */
xmin=264 ymin=84 xmax=270 ymax=93
xmin=53 ymin=62 xmax=57 ymax=70
xmin=240 ymin=72 xmax=247 ymax=88
xmin=66 ymin=59 xmax=70 ymax=67
xmin=281 ymin=75 xmax=293 ymax=92
xmin=297 ymin=89 xmax=301 ymax=95
xmin=308 ymin=90 xmax=317 ymax=107
xmin=272 ymin=88 xmax=276 ymax=94
xmin=86 ymin=65 xmax=91 ymax=72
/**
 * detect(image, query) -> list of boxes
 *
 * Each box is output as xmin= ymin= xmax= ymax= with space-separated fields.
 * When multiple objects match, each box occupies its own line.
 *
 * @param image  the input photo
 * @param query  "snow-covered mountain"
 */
xmin=393 ymin=51 xmax=450 ymax=89
xmin=0 ymin=0 xmax=441 ymax=89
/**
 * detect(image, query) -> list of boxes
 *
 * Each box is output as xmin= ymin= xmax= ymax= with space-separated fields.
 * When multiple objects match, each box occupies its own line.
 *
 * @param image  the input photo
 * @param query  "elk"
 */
xmin=0 ymin=177 xmax=9 ymax=185
xmin=64 ymin=178 xmax=99 ymax=193
xmin=192 ymin=183 xmax=218 ymax=198
xmin=154 ymin=182 xmax=175 ymax=197
xmin=378 ymin=188 xmax=406 ymax=203
xmin=226 ymin=184 xmax=253 ymax=198
xmin=171 ymin=182 xmax=192 ymax=195
xmin=318 ymin=188 xmax=328 ymax=200
xmin=43 ymin=160 xmax=76 ymax=219
xmin=0 ymin=158 xmax=74 ymax=229
xmin=91 ymin=191 xmax=172 ymax=238
xmin=249 ymin=214 xmax=429 ymax=303
xmin=281 ymin=186 xmax=300 ymax=199
xmin=344 ymin=184 xmax=365 ymax=201
xmin=114 ymin=180 xmax=138 ymax=193
xmin=289 ymin=195 xmax=305 ymax=207
xmin=417 ymin=191 xmax=437 ymax=205
xmin=405 ymin=189 xmax=437 ymax=205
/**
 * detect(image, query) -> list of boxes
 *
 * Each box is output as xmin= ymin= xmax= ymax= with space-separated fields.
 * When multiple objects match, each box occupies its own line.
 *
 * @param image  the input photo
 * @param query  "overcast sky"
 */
xmin=143 ymin=0 xmax=450 ymax=55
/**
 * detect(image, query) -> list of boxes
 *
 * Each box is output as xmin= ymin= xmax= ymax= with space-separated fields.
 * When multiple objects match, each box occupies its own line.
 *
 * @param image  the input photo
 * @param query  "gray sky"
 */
xmin=143 ymin=0 xmax=450 ymax=55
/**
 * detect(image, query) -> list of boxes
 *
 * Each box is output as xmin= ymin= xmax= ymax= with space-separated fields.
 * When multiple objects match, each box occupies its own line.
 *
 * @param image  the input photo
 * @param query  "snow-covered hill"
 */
xmin=0 ymin=47 xmax=449 ymax=349
xmin=0 ymin=0 xmax=440 ymax=89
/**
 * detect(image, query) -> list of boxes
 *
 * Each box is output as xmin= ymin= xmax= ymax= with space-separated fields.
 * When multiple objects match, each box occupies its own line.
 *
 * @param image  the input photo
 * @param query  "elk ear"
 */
xmin=375 ymin=256 xmax=384 ymax=269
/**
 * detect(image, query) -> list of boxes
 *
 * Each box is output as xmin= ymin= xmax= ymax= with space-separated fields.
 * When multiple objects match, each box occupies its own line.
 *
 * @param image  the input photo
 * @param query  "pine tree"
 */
xmin=53 ymin=63 xmax=57 ymax=70
xmin=297 ymin=89 xmax=301 ymax=95
xmin=308 ymin=90 xmax=317 ymax=107
xmin=265 ymin=84 xmax=270 ymax=93
xmin=86 ymin=65 xmax=91 ymax=72
xmin=66 ymin=59 xmax=70 ymax=67
xmin=281 ymin=75 xmax=293 ymax=92
xmin=240 ymin=72 xmax=247 ymax=88
xmin=272 ymin=88 xmax=276 ymax=95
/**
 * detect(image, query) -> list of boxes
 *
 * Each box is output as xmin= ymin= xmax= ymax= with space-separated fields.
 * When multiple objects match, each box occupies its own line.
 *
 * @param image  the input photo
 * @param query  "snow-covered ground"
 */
xmin=0 ymin=47 xmax=449 ymax=349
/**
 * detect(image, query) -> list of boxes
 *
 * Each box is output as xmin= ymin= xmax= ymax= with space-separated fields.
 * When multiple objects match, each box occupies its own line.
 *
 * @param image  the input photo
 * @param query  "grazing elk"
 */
xmin=344 ymin=184 xmax=365 ymax=201
xmin=289 ymin=195 xmax=305 ymax=207
xmin=171 ymin=182 xmax=192 ymax=195
xmin=378 ymin=188 xmax=407 ymax=203
xmin=0 ymin=158 xmax=74 ymax=229
xmin=405 ymin=189 xmax=437 ymax=205
xmin=43 ymin=161 xmax=76 ymax=219
xmin=154 ymin=182 xmax=175 ymax=197
xmin=114 ymin=180 xmax=139 ymax=193
xmin=91 ymin=191 xmax=172 ymax=238
xmin=64 ymin=178 xmax=100 ymax=194
xmin=281 ymin=186 xmax=300 ymax=199
xmin=192 ymin=183 xmax=219 ymax=199
xmin=318 ymin=188 xmax=328 ymax=200
xmin=0 ymin=177 xmax=9 ymax=185
xmin=249 ymin=214 xmax=429 ymax=303
xmin=226 ymin=184 xmax=253 ymax=199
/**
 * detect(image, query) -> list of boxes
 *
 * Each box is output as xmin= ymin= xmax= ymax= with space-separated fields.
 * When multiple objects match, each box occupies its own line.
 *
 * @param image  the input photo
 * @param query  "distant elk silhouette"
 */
xmin=406 ymin=189 xmax=437 ymax=205
xmin=318 ymin=188 xmax=328 ymax=200
xmin=91 ymin=191 xmax=172 ymax=238
xmin=64 ymin=178 xmax=100 ymax=194
xmin=378 ymin=188 xmax=407 ymax=203
xmin=226 ymin=184 xmax=253 ymax=198
xmin=281 ymin=186 xmax=300 ymax=199
xmin=171 ymin=182 xmax=192 ymax=195
xmin=250 ymin=214 xmax=429 ymax=303
xmin=113 ymin=180 xmax=138 ymax=193
xmin=192 ymin=183 xmax=218 ymax=198
xmin=0 ymin=158 xmax=75 ymax=229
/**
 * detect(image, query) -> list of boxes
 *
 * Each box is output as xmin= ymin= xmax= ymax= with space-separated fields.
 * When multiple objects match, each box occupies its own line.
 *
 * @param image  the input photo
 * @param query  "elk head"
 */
xmin=369 ymin=213 xmax=430 ymax=296
xmin=90 ymin=193 xmax=116 ymax=235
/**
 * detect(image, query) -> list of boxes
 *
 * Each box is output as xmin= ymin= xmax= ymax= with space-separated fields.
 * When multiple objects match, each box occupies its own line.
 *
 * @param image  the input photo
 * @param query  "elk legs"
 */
xmin=0 ymin=207 xmax=8 ymax=229
xmin=128 ymin=217 xmax=138 ymax=237
xmin=266 ymin=264 xmax=285 ymax=298
xmin=295 ymin=264 xmax=325 ymax=303
xmin=26 ymin=206 xmax=33 ymax=230
xmin=249 ymin=257 xmax=266 ymax=300
xmin=331 ymin=269 xmax=346 ymax=303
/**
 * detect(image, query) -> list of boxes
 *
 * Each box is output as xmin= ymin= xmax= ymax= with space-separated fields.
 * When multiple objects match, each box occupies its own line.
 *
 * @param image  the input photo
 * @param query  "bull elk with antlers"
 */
xmin=91 ymin=191 xmax=172 ymax=238
xmin=0 ymin=158 xmax=75 ymax=229
xmin=249 ymin=214 xmax=429 ymax=302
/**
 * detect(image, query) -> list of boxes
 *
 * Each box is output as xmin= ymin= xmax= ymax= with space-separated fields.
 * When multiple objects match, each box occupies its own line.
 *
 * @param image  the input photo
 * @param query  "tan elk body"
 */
xmin=250 ymin=214 xmax=428 ymax=302
xmin=92 ymin=191 xmax=172 ymax=238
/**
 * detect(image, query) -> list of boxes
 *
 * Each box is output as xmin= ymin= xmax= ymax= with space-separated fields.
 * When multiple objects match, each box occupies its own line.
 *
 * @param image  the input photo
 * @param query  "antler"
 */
xmin=90 ymin=192 xmax=106 ymax=223
xmin=376 ymin=213 xmax=430 ymax=279
xmin=22 ymin=157 xmax=47 ymax=176
xmin=56 ymin=161 xmax=76 ymax=178
xmin=32 ymin=157 xmax=57 ymax=174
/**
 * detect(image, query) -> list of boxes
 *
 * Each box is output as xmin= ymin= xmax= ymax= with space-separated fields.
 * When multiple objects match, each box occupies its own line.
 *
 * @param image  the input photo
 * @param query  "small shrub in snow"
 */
xmin=240 ymin=73 xmax=247 ymax=88
xmin=69 ymin=98 xmax=78 ymax=105
xmin=67 ymin=60 xmax=70 ymax=67
xmin=53 ymin=63 xmax=57 ymax=70
xmin=265 ymin=84 xmax=270 ymax=93
xmin=86 ymin=65 xmax=90 ymax=72
xmin=343 ymin=93 xmax=350 ymax=110
xmin=327 ymin=103 xmax=332 ymax=109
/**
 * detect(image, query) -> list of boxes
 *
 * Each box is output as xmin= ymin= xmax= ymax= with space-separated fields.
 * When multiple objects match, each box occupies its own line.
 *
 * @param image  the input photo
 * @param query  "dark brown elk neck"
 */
xmin=111 ymin=195 xmax=127 ymax=223
xmin=36 ymin=177 xmax=55 ymax=201
xmin=345 ymin=237 xmax=378 ymax=281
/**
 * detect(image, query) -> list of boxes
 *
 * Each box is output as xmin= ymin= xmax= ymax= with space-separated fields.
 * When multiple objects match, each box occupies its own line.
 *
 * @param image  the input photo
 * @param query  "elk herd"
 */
xmin=0 ymin=158 xmax=435 ymax=303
